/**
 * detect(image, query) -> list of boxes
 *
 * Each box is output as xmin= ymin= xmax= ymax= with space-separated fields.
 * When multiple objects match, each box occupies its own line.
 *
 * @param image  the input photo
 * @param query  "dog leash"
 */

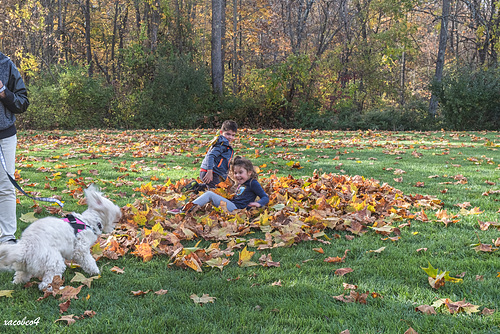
xmin=0 ymin=144 xmax=64 ymax=208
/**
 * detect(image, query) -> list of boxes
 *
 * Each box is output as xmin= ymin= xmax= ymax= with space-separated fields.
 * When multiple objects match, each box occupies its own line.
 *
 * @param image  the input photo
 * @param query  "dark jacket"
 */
xmin=231 ymin=179 xmax=269 ymax=209
xmin=200 ymin=135 xmax=234 ymax=179
xmin=0 ymin=52 xmax=29 ymax=139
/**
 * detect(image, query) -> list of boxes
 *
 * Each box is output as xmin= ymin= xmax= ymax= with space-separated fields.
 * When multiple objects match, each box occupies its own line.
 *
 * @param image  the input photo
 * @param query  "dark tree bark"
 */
xmin=211 ymin=0 xmax=224 ymax=95
xmin=429 ymin=0 xmax=451 ymax=116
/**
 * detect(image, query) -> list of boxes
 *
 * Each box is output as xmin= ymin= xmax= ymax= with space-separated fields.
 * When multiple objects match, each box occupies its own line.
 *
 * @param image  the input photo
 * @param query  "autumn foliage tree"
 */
xmin=0 ymin=0 xmax=497 ymax=129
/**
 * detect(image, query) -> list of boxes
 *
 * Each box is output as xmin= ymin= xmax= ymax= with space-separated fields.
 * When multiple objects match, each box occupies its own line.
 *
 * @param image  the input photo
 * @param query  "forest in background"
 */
xmin=0 ymin=0 xmax=499 ymax=130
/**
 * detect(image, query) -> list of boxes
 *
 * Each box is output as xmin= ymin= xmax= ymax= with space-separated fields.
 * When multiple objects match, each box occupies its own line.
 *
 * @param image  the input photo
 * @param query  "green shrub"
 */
xmin=431 ymin=65 xmax=500 ymax=130
xmin=18 ymin=65 xmax=113 ymax=129
xmin=133 ymin=55 xmax=214 ymax=129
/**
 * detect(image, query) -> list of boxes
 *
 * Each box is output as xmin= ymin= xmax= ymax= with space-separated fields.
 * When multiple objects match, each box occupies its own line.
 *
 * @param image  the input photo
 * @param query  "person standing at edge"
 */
xmin=0 ymin=51 xmax=29 ymax=244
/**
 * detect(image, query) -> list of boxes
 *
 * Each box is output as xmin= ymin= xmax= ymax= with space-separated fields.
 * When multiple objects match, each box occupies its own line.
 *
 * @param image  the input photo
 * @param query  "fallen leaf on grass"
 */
xmin=342 ymin=283 xmax=357 ymax=290
xmin=432 ymin=298 xmax=481 ymax=314
xmin=367 ymin=247 xmax=385 ymax=253
xmin=55 ymin=314 xmax=76 ymax=325
xmin=190 ymin=293 xmax=216 ymax=305
xmin=0 ymin=290 xmax=14 ymax=298
xmin=416 ymin=248 xmax=427 ymax=252
xmin=271 ymin=280 xmax=282 ymax=286
xmin=334 ymin=268 xmax=353 ymax=276
xmin=238 ymin=246 xmax=258 ymax=267
xmin=59 ymin=300 xmax=71 ymax=314
xmin=473 ymin=243 xmax=498 ymax=252
xmin=70 ymin=272 xmax=100 ymax=288
xmin=205 ymin=257 xmax=231 ymax=271
xmin=421 ymin=262 xmax=463 ymax=289
xmin=415 ymin=304 xmax=436 ymax=315
xmin=131 ymin=243 xmax=153 ymax=262
xmin=154 ymin=289 xmax=169 ymax=295
xmin=19 ymin=212 xmax=38 ymax=223
xmin=131 ymin=290 xmax=151 ymax=296
xmin=405 ymin=327 xmax=418 ymax=334
xmin=59 ymin=285 xmax=84 ymax=301
xmin=459 ymin=207 xmax=484 ymax=216
xmin=333 ymin=290 xmax=369 ymax=304
xmin=110 ymin=266 xmax=125 ymax=274
xmin=313 ymin=247 xmax=324 ymax=254
xmin=259 ymin=254 xmax=280 ymax=267
xmin=482 ymin=308 xmax=495 ymax=315
xmin=478 ymin=220 xmax=500 ymax=231
xmin=455 ymin=202 xmax=471 ymax=209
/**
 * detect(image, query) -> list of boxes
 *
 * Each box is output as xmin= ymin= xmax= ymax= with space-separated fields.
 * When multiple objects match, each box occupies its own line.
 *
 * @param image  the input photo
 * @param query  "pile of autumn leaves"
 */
xmin=94 ymin=173 xmax=443 ymax=273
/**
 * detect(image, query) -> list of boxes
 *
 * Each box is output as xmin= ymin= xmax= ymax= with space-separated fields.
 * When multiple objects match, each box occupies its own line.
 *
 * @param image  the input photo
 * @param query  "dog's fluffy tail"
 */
xmin=0 ymin=243 xmax=22 ymax=270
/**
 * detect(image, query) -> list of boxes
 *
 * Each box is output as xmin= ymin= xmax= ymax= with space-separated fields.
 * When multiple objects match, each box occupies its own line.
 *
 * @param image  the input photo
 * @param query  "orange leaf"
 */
xmin=131 ymin=243 xmax=153 ymax=262
xmin=313 ymin=247 xmax=324 ymax=254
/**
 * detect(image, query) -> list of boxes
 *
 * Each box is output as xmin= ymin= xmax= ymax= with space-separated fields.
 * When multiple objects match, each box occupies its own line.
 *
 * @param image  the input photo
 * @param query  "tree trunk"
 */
xmin=83 ymin=0 xmax=93 ymax=76
xmin=211 ymin=0 xmax=224 ymax=95
xmin=429 ymin=0 xmax=450 ymax=116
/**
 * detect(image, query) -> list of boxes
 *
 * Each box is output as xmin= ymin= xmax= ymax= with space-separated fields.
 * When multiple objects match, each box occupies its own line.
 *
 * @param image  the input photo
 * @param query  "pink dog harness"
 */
xmin=63 ymin=214 xmax=87 ymax=235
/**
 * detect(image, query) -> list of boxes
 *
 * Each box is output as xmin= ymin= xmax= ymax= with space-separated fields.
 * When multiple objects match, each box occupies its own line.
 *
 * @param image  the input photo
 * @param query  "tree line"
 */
xmin=1 ymin=0 xmax=498 ymax=130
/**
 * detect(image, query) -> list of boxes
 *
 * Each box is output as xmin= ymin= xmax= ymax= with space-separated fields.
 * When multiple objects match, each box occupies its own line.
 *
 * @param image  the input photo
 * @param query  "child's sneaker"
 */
xmin=167 ymin=208 xmax=184 ymax=215
xmin=182 ymin=180 xmax=200 ymax=193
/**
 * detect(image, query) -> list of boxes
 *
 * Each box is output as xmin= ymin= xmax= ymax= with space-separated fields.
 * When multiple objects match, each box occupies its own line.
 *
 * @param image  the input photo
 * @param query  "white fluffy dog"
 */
xmin=0 ymin=185 xmax=121 ymax=290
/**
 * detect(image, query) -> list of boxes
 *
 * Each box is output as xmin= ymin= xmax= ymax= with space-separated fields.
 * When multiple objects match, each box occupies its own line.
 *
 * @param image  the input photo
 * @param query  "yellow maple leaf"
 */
xmin=238 ymin=246 xmax=258 ymax=267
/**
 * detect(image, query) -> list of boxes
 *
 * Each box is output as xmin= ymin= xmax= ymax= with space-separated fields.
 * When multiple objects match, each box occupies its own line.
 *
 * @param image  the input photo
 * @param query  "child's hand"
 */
xmin=203 ymin=170 xmax=213 ymax=183
xmin=247 ymin=202 xmax=261 ymax=208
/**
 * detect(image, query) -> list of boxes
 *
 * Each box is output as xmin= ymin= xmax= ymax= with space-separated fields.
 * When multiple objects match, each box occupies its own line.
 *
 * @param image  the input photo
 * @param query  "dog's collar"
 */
xmin=63 ymin=214 xmax=101 ymax=235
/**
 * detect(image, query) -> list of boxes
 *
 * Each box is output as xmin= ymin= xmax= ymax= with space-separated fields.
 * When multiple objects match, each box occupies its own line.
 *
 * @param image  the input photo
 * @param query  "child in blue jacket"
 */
xmin=183 ymin=120 xmax=237 ymax=192
xmin=170 ymin=156 xmax=269 ymax=214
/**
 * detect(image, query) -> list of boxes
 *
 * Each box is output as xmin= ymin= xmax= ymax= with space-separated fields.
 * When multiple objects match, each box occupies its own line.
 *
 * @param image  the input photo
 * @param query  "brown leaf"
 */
xmin=342 ymin=283 xmax=357 ymax=290
xmin=80 ymin=310 xmax=94 ymax=318
xmin=415 ymin=304 xmax=436 ymax=315
xmin=131 ymin=290 xmax=151 ymax=296
xmin=334 ymin=268 xmax=353 ymax=276
xmin=482 ymin=308 xmax=495 ymax=315
xmin=154 ymin=289 xmax=169 ymax=295
xmin=404 ymin=327 xmax=418 ymax=334
xmin=59 ymin=285 xmax=84 ymax=301
xmin=54 ymin=314 xmax=76 ymax=325
xmin=110 ymin=266 xmax=125 ymax=274
xmin=59 ymin=300 xmax=71 ymax=314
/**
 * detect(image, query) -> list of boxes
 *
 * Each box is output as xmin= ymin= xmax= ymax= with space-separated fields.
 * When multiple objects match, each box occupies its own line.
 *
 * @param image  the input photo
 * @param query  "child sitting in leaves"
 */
xmin=170 ymin=156 xmax=269 ymax=214
xmin=182 ymin=120 xmax=237 ymax=194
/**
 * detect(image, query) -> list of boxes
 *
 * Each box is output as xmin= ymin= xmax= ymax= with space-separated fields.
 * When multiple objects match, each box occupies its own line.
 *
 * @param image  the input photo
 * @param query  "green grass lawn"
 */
xmin=1 ymin=129 xmax=499 ymax=333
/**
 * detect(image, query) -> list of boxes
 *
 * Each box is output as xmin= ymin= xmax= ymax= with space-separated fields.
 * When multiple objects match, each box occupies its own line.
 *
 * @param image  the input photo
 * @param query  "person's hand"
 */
xmin=203 ymin=170 xmax=213 ymax=184
xmin=247 ymin=202 xmax=261 ymax=208
xmin=0 ymin=80 xmax=5 ymax=98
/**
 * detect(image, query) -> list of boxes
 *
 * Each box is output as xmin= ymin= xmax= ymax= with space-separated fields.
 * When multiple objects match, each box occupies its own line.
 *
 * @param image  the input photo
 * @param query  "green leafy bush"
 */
xmin=431 ymin=65 xmax=500 ymax=130
xmin=18 ymin=65 xmax=113 ymax=129
xmin=132 ymin=55 xmax=214 ymax=129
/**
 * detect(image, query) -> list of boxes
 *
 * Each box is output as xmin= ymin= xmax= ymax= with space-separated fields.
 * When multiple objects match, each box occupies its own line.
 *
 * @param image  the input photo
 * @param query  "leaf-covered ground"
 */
xmin=1 ymin=129 xmax=499 ymax=332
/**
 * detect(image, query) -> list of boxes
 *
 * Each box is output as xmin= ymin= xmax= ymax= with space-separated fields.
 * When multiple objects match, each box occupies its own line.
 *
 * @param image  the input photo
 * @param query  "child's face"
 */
xmin=221 ymin=130 xmax=236 ymax=143
xmin=233 ymin=166 xmax=250 ymax=185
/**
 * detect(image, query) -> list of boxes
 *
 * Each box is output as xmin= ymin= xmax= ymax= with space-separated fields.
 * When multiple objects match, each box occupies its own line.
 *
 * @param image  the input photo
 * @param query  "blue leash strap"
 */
xmin=0 ymin=145 xmax=64 ymax=208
